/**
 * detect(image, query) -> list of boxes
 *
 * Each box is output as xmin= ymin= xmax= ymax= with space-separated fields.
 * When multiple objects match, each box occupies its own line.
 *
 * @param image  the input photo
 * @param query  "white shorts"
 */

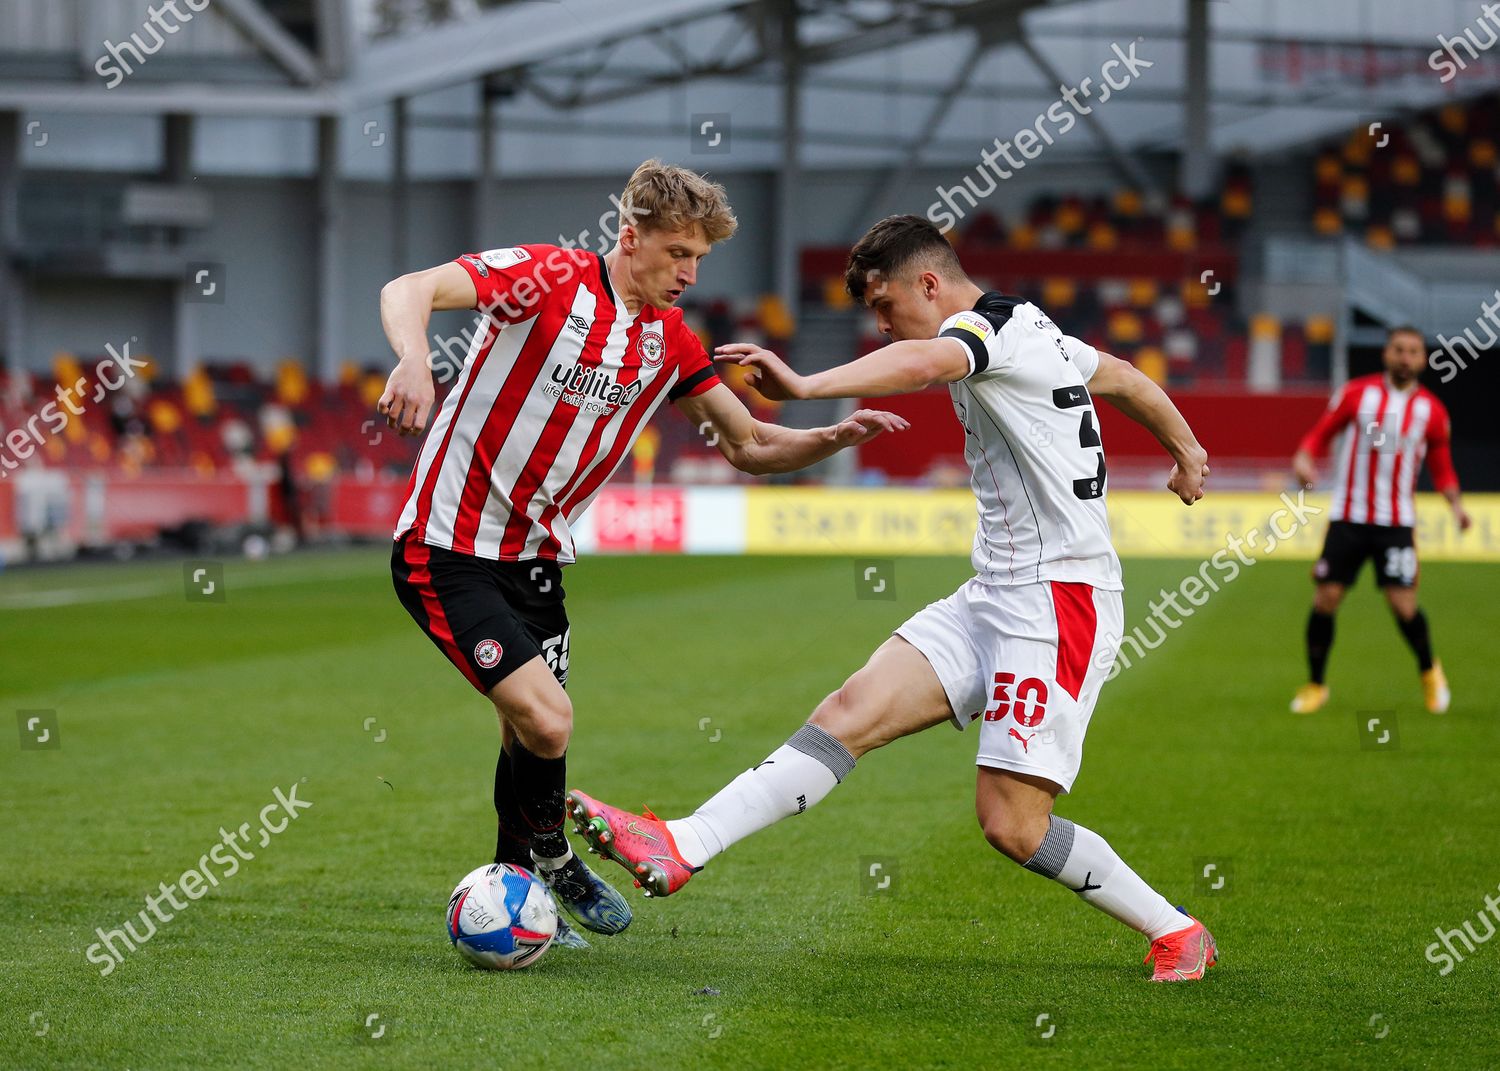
xmin=895 ymin=577 xmax=1123 ymax=794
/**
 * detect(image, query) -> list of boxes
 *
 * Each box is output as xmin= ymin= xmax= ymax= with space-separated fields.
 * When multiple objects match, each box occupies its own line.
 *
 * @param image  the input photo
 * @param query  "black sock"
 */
xmin=510 ymin=740 xmax=569 ymax=860
xmin=1396 ymin=609 xmax=1435 ymax=672
xmin=1307 ymin=610 xmax=1335 ymax=685
xmin=493 ymin=747 xmax=531 ymax=868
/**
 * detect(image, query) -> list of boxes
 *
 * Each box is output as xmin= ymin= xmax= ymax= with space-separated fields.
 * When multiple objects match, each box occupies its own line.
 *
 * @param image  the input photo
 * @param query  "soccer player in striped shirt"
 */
xmin=375 ymin=161 xmax=906 ymax=948
xmin=1289 ymin=324 xmax=1471 ymax=715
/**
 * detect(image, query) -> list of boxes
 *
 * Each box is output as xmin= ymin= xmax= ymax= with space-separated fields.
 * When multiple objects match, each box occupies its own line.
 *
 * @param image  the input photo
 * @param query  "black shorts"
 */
xmin=391 ymin=531 xmax=570 ymax=694
xmin=1313 ymin=521 xmax=1419 ymax=588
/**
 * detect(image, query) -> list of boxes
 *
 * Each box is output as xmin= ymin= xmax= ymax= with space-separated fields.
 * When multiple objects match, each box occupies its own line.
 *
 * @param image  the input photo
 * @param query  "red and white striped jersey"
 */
xmin=394 ymin=244 xmax=720 ymax=562
xmin=1298 ymin=373 xmax=1460 ymax=527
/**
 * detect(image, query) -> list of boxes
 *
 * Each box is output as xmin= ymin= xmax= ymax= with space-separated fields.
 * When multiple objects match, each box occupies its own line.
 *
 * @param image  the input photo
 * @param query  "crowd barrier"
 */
xmin=3 ymin=473 xmax=1497 ymax=563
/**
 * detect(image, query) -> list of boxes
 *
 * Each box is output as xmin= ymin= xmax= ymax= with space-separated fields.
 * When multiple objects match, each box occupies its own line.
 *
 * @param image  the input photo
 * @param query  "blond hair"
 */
xmin=618 ymin=159 xmax=738 ymax=244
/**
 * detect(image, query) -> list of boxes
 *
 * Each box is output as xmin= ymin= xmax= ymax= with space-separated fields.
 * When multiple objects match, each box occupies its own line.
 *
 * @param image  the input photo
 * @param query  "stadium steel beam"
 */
xmin=315 ymin=0 xmax=356 ymax=79
xmin=213 ymin=0 xmax=324 ymax=85
xmin=165 ymin=113 xmax=197 ymax=380
xmin=773 ymin=0 xmax=802 ymax=315
xmin=846 ymin=32 xmax=993 ymax=238
xmin=0 ymin=112 xmax=20 ymax=384
xmin=345 ymin=0 xmax=743 ymax=107
xmin=526 ymin=0 xmax=1040 ymax=113
xmin=1017 ymin=33 xmax=1158 ymax=197
xmin=393 ymin=97 xmax=410 ymax=278
xmin=1180 ymin=0 xmax=1214 ymax=198
xmin=316 ymin=115 xmax=344 ymax=384
xmin=0 ymin=82 xmax=338 ymax=116
xmin=473 ymin=80 xmax=503 ymax=247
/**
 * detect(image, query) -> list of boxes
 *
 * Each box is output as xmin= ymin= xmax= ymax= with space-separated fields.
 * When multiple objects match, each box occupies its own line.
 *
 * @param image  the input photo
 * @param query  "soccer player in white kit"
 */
xmin=569 ymin=215 xmax=1219 ymax=981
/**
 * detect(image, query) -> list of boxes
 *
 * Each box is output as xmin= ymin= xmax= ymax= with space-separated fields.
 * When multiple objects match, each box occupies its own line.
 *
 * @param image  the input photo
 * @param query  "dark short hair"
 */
xmin=844 ymin=214 xmax=966 ymax=302
xmin=1387 ymin=323 xmax=1425 ymax=343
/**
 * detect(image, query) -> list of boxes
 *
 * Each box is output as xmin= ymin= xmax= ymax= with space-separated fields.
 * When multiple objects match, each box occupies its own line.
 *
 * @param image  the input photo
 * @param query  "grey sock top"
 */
xmin=1022 ymin=815 xmax=1076 ymax=880
xmin=787 ymin=723 xmax=856 ymax=783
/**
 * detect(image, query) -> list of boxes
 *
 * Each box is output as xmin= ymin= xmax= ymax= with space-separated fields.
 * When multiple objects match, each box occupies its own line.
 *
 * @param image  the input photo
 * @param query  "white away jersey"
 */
xmin=937 ymin=294 xmax=1122 ymax=590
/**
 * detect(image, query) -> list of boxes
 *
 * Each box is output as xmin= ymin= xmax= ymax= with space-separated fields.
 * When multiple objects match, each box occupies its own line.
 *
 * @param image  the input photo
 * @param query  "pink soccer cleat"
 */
xmin=1144 ymin=912 xmax=1218 ymax=982
xmin=567 ymin=789 xmax=700 ymax=898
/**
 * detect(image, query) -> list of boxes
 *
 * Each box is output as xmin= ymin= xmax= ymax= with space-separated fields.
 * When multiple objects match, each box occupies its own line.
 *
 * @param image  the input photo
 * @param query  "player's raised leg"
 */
xmin=977 ymin=768 xmax=1214 ymax=982
xmin=568 ymin=635 xmax=953 ymax=896
xmin=1292 ymin=580 xmax=1342 ymax=713
xmin=488 ymin=659 xmax=631 ymax=934
xmin=1384 ymin=583 xmax=1449 ymax=714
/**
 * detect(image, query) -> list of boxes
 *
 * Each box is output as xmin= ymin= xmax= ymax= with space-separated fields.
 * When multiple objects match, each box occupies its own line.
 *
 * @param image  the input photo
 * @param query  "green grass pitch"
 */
xmin=3 ymin=549 xmax=1499 ymax=1069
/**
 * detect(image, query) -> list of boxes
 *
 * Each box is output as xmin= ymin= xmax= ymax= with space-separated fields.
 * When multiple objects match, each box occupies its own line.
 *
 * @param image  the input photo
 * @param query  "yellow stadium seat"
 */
xmin=1112 ymin=189 xmax=1143 ymax=217
xmin=184 ymin=369 xmax=217 ymax=417
xmin=758 ymin=294 xmax=795 ymax=338
xmin=1250 ymin=313 xmax=1281 ymax=342
xmin=1107 ymin=311 xmax=1144 ymax=344
xmin=1134 ymin=348 xmax=1168 ymax=385
xmin=276 ymin=360 xmax=309 ymax=407
xmin=360 ymin=373 xmax=386 ymax=409
xmin=1305 ymin=315 xmax=1336 ymax=345
xmin=1041 ymin=278 xmax=1076 ymax=309
xmin=1055 ymin=202 xmax=1085 ymax=234
xmin=305 ymin=452 xmax=338 ymax=481
xmin=1127 ymin=279 xmax=1158 ymax=308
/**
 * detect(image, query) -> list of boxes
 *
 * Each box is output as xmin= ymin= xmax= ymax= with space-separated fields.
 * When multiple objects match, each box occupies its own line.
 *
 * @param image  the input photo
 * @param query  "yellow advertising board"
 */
xmin=744 ymin=488 xmax=1500 ymax=562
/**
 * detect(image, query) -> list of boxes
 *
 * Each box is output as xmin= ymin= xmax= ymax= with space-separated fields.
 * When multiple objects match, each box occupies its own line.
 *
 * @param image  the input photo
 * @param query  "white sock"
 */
xmin=666 ymin=723 xmax=855 ymax=868
xmin=530 ymin=845 xmax=574 ymax=873
xmin=1023 ymin=817 xmax=1193 ymax=941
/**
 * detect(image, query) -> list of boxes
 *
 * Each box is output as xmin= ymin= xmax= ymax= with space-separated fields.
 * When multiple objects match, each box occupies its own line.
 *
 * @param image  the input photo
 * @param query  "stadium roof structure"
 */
xmin=3 ymin=0 xmax=1499 ymax=377
xmin=5 ymin=0 xmax=1499 ymax=175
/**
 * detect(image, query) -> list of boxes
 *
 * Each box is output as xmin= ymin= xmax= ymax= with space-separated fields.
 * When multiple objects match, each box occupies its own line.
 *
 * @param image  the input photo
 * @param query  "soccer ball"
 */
xmin=446 ymin=863 xmax=558 ymax=970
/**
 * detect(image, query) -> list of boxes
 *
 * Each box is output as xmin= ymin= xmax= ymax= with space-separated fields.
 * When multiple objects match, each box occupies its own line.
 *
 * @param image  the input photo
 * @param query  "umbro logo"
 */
xmin=565 ymin=314 xmax=589 ymax=337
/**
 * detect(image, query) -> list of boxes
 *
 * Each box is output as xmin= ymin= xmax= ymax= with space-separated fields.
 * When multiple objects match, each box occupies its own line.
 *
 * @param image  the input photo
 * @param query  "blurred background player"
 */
xmin=570 ymin=215 xmax=1219 ymax=983
xmin=378 ymin=160 xmax=905 ymax=948
xmin=1290 ymin=325 xmax=1472 ymax=715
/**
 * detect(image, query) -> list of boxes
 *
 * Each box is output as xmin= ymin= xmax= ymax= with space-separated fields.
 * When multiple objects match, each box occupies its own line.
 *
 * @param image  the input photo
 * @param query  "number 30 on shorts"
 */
xmin=982 ymin=672 xmax=1049 ymax=726
xmin=1383 ymin=547 xmax=1417 ymax=585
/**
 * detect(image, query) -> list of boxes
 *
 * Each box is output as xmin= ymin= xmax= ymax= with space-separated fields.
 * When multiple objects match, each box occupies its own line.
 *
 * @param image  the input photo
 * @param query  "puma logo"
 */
xmin=1009 ymin=727 xmax=1038 ymax=752
xmin=1070 ymin=871 xmax=1102 ymax=893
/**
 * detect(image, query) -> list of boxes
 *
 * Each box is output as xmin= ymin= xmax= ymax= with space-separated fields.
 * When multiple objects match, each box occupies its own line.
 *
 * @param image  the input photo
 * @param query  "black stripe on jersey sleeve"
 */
xmin=669 ymin=365 xmax=718 ymax=402
xmin=594 ymin=254 xmax=615 ymax=304
xmin=940 ymin=327 xmax=990 ymax=376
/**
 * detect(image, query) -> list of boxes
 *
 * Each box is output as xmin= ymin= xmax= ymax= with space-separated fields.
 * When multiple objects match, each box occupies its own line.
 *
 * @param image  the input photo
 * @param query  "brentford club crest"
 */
xmin=474 ymin=639 xmax=503 ymax=668
xmin=637 ymin=322 xmax=664 ymax=368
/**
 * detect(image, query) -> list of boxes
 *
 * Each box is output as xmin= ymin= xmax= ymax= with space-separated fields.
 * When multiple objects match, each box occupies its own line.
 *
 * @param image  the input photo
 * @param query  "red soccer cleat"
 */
xmin=566 ymin=789 xmax=700 ymax=898
xmin=1144 ymin=912 xmax=1218 ymax=982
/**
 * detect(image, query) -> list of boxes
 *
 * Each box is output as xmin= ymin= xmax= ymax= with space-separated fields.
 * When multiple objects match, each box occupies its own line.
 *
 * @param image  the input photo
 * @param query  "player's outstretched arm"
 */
xmin=1291 ymin=380 xmax=1358 ymax=489
xmin=377 ymin=262 xmax=478 ymax=436
xmin=676 ymin=383 xmax=908 ymax=476
xmin=715 ymin=340 xmax=969 ymax=401
xmin=1425 ymin=418 xmax=1473 ymax=531
xmin=1086 ymin=351 xmax=1209 ymax=505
